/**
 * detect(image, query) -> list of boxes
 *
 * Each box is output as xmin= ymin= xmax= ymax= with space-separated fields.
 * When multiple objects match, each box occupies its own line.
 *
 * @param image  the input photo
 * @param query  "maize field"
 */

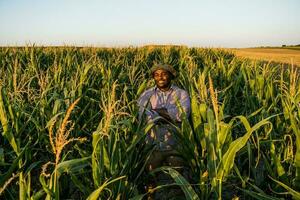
xmin=0 ymin=46 xmax=299 ymax=199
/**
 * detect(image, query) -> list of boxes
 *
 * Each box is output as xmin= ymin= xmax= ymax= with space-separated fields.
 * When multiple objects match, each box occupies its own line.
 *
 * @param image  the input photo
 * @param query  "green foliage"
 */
xmin=0 ymin=46 xmax=299 ymax=199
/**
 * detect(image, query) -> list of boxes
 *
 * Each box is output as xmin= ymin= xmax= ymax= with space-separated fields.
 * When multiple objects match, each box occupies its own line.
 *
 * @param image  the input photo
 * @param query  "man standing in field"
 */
xmin=138 ymin=63 xmax=191 ymax=198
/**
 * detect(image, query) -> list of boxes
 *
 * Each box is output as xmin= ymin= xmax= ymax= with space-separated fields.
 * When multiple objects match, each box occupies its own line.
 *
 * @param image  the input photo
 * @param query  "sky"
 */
xmin=0 ymin=0 xmax=299 ymax=47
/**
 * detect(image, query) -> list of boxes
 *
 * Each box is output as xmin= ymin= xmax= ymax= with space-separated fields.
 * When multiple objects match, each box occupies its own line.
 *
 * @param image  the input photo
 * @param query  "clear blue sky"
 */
xmin=0 ymin=0 xmax=299 ymax=47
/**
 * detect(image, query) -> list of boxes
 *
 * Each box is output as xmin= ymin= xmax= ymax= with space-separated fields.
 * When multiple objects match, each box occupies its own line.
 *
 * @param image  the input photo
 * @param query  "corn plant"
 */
xmin=0 ymin=46 xmax=299 ymax=199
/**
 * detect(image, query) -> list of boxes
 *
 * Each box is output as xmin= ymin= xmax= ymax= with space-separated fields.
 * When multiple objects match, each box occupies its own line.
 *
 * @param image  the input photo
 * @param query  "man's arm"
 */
xmin=138 ymin=89 xmax=160 ymax=122
xmin=152 ymin=108 xmax=173 ymax=122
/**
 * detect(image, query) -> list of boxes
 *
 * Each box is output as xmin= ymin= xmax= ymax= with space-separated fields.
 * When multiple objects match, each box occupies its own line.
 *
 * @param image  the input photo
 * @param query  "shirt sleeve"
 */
xmin=137 ymin=90 xmax=159 ymax=122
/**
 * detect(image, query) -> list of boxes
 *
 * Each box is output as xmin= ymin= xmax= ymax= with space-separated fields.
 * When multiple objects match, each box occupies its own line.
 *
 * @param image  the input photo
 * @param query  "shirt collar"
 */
xmin=155 ymin=84 xmax=175 ymax=93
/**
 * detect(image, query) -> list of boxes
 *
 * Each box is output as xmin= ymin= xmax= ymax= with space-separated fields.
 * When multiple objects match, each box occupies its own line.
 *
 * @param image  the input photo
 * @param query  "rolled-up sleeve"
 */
xmin=138 ymin=90 xmax=159 ymax=122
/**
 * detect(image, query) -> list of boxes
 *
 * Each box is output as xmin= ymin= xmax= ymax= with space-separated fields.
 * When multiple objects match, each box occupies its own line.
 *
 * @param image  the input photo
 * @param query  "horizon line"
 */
xmin=1 ymin=42 xmax=299 ymax=49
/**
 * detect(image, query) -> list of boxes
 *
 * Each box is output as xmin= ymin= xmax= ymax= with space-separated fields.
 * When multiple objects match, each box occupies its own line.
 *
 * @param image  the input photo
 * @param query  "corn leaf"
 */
xmin=56 ymin=156 xmax=90 ymax=177
xmin=0 ymin=86 xmax=18 ymax=153
xmin=217 ymin=115 xmax=273 ymax=180
xmin=161 ymin=167 xmax=199 ymax=200
xmin=87 ymin=176 xmax=126 ymax=200
xmin=269 ymin=176 xmax=300 ymax=200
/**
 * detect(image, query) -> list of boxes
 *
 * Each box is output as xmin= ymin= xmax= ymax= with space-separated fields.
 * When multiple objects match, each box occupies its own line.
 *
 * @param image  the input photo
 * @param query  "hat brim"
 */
xmin=150 ymin=64 xmax=177 ymax=78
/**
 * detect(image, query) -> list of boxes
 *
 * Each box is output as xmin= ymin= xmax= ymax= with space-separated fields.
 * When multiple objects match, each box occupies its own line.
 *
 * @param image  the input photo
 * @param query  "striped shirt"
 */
xmin=138 ymin=85 xmax=191 ymax=150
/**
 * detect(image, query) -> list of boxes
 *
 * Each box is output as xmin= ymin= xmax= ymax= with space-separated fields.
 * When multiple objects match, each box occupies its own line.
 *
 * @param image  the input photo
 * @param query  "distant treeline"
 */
xmin=282 ymin=44 xmax=300 ymax=47
xmin=256 ymin=44 xmax=300 ymax=48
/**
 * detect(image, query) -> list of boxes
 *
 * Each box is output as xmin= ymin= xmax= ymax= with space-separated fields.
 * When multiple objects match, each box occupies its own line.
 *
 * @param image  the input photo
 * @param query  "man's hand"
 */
xmin=153 ymin=108 xmax=172 ymax=122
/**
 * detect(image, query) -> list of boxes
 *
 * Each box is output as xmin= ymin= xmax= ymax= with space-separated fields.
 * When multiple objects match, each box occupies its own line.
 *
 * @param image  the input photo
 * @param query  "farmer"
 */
xmin=138 ymin=63 xmax=191 ymax=198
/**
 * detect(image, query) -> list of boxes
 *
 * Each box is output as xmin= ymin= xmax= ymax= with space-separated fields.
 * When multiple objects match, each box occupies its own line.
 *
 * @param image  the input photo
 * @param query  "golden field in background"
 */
xmin=231 ymin=48 xmax=300 ymax=66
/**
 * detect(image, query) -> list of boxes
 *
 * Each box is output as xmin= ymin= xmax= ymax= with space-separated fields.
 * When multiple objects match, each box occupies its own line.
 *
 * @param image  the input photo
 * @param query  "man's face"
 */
xmin=153 ymin=69 xmax=172 ymax=90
